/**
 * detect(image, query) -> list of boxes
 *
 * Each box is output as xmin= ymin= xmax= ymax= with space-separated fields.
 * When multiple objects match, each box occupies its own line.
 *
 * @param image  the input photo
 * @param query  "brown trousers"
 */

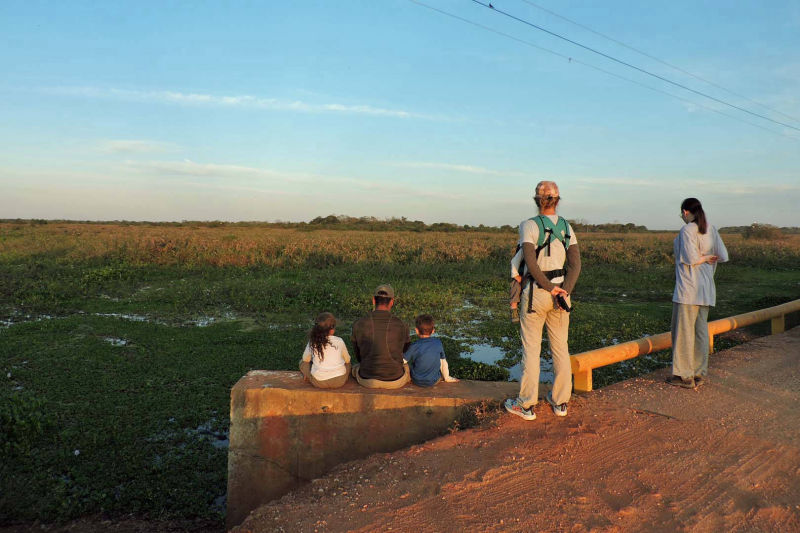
xmin=351 ymin=363 xmax=410 ymax=389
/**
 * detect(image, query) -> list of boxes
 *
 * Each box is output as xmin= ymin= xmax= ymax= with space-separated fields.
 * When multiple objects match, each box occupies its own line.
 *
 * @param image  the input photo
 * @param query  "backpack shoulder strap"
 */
xmin=556 ymin=216 xmax=571 ymax=248
xmin=533 ymin=216 xmax=549 ymax=247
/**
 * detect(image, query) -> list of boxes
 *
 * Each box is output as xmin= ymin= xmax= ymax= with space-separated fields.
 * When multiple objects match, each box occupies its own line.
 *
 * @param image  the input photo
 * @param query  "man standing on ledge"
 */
xmin=351 ymin=284 xmax=411 ymax=389
xmin=505 ymin=181 xmax=581 ymax=420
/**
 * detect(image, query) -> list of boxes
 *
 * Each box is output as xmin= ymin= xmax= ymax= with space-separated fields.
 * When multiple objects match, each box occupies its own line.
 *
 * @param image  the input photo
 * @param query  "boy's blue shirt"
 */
xmin=404 ymin=337 xmax=446 ymax=387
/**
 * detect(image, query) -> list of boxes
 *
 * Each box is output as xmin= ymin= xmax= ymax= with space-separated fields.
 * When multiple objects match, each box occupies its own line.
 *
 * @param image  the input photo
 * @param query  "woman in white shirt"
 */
xmin=668 ymin=198 xmax=729 ymax=388
xmin=299 ymin=312 xmax=351 ymax=389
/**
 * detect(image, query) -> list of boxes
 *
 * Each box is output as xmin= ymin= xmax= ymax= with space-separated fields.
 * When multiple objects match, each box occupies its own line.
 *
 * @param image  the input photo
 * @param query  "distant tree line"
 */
xmin=305 ymin=215 xmax=515 ymax=233
xmin=303 ymin=216 xmax=652 ymax=233
xmin=1 ymin=216 xmax=517 ymax=233
xmin=3 ymin=217 xmax=797 ymax=235
xmin=0 ymin=216 xmax=667 ymax=234
xmin=569 ymin=221 xmax=649 ymax=233
xmin=720 ymin=223 xmax=796 ymax=237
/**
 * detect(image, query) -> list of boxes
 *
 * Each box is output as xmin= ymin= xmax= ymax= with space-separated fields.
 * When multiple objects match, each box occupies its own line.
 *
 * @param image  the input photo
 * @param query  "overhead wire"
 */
xmin=518 ymin=0 xmax=800 ymax=125
xmin=469 ymin=0 xmax=800 ymax=134
xmin=408 ymin=0 xmax=791 ymax=138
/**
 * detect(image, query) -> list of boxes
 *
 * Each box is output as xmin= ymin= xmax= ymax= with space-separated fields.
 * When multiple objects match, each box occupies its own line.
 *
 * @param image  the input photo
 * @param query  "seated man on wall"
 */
xmin=351 ymin=284 xmax=411 ymax=389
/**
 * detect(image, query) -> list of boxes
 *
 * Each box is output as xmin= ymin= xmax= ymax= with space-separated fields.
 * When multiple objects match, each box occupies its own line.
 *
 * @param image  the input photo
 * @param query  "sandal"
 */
xmin=665 ymin=375 xmax=695 ymax=389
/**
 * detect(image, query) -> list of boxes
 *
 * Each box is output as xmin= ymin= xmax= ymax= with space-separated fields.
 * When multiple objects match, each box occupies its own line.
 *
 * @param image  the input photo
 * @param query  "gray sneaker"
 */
xmin=546 ymin=392 xmax=568 ymax=417
xmin=504 ymin=398 xmax=536 ymax=421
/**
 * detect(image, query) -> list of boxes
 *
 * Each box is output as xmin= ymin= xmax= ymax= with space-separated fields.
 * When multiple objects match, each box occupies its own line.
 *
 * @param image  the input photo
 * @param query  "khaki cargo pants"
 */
xmin=518 ymin=286 xmax=572 ymax=408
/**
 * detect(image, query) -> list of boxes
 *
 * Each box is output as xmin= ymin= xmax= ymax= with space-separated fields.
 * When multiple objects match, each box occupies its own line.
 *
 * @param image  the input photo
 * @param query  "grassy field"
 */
xmin=2 ymin=221 xmax=799 ymax=527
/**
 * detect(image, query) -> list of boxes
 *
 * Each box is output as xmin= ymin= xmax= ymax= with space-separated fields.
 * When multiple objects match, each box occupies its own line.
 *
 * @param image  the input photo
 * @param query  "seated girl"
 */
xmin=299 ymin=312 xmax=351 ymax=389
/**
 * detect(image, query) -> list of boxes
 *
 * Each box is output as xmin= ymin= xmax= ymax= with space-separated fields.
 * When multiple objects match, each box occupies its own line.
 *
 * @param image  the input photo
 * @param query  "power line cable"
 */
xmin=518 ymin=0 xmax=800 ymax=125
xmin=408 ymin=0 xmax=792 ymax=138
xmin=470 ymin=0 xmax=800 ymax=133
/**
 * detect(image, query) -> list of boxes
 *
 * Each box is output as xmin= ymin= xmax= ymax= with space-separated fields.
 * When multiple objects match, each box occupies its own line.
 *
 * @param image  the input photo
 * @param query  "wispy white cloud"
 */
xmin=577 ymin=177 xmax=661 ymax=187
xmin=391 ymin=160 xmax=525 ymax=177
xmin=46 ymin=86 xmax=434 ymax=119
xmin=124 ymin=159 xmax=281 ymax=179
xmin=693 ymin=180 xmax=800 ymax=195
xmin=123 ymin=159 xmax=468 ymax=201
xmin=680 ymin=101 xmax=700 ymax=114
xmin=772 ymin=61 xmax=800 ymax=84
xmin=99 ymin=139 xmax=177 ymax=154
xmin=577 ymin=176 xmax=800 ymax=195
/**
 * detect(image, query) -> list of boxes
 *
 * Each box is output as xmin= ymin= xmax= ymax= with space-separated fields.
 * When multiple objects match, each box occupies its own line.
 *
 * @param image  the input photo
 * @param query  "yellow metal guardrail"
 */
xmin=570 ymin=299 xmax=800 ymax=392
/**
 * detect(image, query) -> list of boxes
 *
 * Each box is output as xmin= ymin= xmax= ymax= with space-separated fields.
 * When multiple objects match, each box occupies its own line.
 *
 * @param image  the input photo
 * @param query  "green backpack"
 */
xmin=516 ymin=216 xmax=572 ymax=312
xmin=532 ymin=215 xmax=571 ymax=258
xmin=515 ymin=215 xmax=571 ymax=264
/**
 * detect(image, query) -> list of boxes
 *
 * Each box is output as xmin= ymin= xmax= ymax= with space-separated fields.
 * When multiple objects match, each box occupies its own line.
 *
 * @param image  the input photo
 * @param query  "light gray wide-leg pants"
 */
xmin=518 ymin=286 xmax=572 ymax=409
xmin=671 ymin=302 xmax=710 ymax=380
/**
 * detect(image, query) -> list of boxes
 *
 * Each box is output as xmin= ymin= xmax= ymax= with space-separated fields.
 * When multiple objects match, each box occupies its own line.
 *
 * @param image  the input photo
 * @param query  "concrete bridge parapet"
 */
xmin=226 ymin=370 xmax=518 ymax=529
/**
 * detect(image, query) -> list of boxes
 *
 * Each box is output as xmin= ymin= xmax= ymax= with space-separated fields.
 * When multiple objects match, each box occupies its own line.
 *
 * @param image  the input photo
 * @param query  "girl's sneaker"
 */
xmin=504 ymin=398 xmax=535 ymax=421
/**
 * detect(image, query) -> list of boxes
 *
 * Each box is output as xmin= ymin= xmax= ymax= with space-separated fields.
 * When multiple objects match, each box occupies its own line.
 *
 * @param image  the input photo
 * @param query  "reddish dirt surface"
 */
xmin=234 ymin=327 xmax=800 ymax=532
xmin=5 ymin=327 xmax=799 ymax=533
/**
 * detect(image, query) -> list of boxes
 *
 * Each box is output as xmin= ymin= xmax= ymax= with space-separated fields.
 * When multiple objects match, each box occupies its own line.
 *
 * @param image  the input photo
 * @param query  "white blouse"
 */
xmin=672 ymin=222 xmax=729 ymax=306
xmin=301 ymin=336 xmax=351 ymax=381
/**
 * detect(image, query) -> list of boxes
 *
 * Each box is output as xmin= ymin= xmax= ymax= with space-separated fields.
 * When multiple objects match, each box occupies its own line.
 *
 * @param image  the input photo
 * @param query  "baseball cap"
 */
xmin=374 ymin=284 xmax=395 ymax=299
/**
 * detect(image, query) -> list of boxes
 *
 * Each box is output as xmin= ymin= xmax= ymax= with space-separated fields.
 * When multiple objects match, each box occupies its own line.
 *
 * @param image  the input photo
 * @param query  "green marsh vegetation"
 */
xmin=2 ymin=221 xmax=799 ymax=526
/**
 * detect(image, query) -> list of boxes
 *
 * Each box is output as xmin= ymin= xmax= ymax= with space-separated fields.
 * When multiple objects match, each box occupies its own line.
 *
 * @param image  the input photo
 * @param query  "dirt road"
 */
xmin=235 ymin=327 xmax=800 ymax=532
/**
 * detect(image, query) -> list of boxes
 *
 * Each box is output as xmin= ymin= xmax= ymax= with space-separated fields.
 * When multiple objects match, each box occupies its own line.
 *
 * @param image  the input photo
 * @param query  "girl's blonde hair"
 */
xmin=308 ymin=312 xmax=336 ymax=360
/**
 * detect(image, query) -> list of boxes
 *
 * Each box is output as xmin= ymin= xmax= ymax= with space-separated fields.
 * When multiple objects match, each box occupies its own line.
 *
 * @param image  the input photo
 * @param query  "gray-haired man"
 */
xmin=505 ymin=181 xmax=581 ymax=420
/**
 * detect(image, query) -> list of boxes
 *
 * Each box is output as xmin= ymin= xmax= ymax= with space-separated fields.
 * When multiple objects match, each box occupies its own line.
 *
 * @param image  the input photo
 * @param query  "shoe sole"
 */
xmin=546 ymin=394 xmax=568 ymax=417
xmin=504 ymin=403 xmax=536 ymax=421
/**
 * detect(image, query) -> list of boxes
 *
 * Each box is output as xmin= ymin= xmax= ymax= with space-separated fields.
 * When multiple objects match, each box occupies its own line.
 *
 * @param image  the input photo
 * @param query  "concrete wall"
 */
xmin=226 ymin=370 xmax=518 ymax=529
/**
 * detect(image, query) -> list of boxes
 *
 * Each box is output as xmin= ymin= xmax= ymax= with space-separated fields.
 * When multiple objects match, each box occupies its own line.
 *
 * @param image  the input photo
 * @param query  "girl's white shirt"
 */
xmin=302 ymin=335 xmax=351 ymax=381
xmin=673 ymin=222 xmax=729 ymax=306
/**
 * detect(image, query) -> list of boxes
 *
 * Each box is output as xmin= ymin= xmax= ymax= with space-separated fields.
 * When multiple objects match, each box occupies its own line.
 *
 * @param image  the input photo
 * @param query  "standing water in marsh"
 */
xmin=464 ymin=343 xmax=554 ymax=384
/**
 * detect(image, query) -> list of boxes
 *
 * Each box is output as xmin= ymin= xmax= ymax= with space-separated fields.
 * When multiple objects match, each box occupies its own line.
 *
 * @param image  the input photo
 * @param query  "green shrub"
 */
xmin=743 ymin=223 xmax=782 ymax=240
xmin=1 ymin=393 xmax=52 ymax=456
xmin=449 ymin=358 xmax=509 ymax=381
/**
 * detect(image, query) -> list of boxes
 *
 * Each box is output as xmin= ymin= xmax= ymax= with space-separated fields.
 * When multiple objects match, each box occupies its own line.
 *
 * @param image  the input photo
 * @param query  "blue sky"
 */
xmin=1 ymin=0 xmax=799 ymax=229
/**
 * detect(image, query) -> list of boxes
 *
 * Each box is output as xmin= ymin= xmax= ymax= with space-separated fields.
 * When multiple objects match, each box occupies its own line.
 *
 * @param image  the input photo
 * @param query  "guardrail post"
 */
xmin=771 ymin=315 xmax=785 ymax=334
xmin=573 ymin=369 xmax=592 ymax=393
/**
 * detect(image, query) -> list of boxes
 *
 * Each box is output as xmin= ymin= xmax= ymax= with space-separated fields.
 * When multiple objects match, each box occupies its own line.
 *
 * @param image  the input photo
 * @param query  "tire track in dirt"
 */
xmin=674 ymin=437 xmax=800 ymax=523
xmin=378 ymin=412 xmax=677 ymax=532
xmin=357 ymin=438 xmax=550 ymax=531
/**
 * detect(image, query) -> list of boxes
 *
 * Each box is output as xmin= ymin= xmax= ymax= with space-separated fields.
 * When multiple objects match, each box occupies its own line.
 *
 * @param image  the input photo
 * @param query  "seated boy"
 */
xmin=403 ymin=314 xmax=459 ymax=387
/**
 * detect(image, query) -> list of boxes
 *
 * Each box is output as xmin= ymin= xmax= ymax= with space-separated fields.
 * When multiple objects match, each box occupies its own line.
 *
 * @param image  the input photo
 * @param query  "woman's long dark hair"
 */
xmin=681 ymin=197 xmax=708 ymax=235
xmin=308 ymin=312 xmax=336 ymax=360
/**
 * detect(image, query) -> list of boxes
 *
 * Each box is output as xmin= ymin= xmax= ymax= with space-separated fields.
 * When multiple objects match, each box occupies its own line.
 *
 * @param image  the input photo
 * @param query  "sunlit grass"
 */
xmin=1 ymin=222 xmax=798 ymax=524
